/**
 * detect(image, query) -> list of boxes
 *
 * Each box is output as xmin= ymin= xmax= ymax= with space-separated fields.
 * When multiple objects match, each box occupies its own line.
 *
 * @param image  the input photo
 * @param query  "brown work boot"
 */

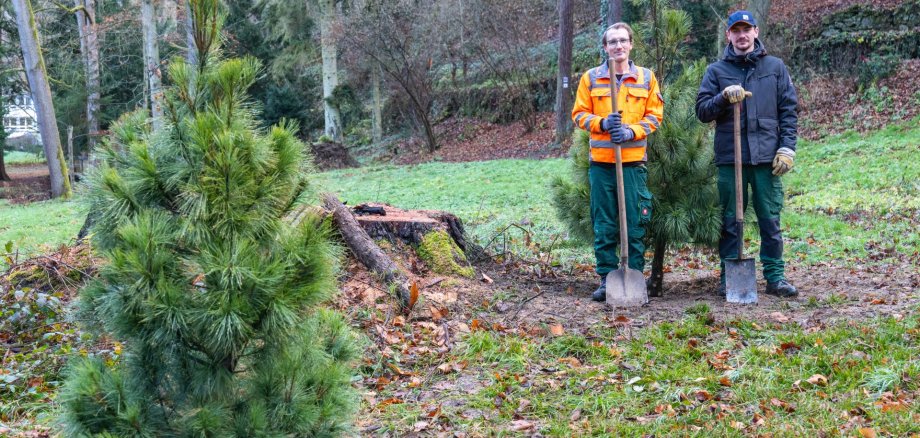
xmin=765 ymin=279 xmax=798 ymax=298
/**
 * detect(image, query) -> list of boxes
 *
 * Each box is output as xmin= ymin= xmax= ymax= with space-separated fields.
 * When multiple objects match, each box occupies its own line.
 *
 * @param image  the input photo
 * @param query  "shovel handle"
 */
xmin=733 ymin=101 xmax=744 ymax=260
xmin=608 ymin=59 xmax=629 ymax=263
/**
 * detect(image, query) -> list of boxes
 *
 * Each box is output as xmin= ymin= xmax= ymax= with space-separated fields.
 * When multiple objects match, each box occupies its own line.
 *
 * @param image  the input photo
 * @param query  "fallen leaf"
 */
xmin=377 ymin=397 xmax=403 ymax=409
xmin=858 ymin=428 xmax=877 ymax=438
xmin=719 ymin=376 xmax=733 ymax=387
xmin=430 ymin=305 xmax=448 ymax=321
xmin=770 ymin=398 xmax=795 ymax=413
xmin=558 ymin=357 xmax=582 ymax=367
xmin=481 ymin=273 xmax=494 ymax=284
xmin=471 ymin=319 xmax=483 ymax=331
xmin=876 ymin=401 xmax=908 ymax=412
xmin=613 ymin=315 xmax=632 ymax=325
xmin=375 ymin=376 xmax=391 ymax=390
xmin=392 ymin=315 xmax=405 ymax=327
xmin=426 ymin=404 xmax=442 ymax=418
xmin=769 ymin=312 xmax=790 ymax=323
xmin=517 ymin=398 xmax=532 ymax=411
xmin=549 ymin=324 xmax=564 ymax=336
xmin=408 ymin=281 xmax=419 ymax=311
xmin=436 ymin=362 xmax=455 ymax=374
xmin=806 ymin=374 xmax=828 ymax=386
xmin=695 ymin=390 xmax=713 ymax=402
xmin=570 ymin=408 xmax=582 ymax=422
xmin=412 ymin=421 xmax=429 ymax=432
xmin=510 ymin=420 xmax=535 ymax=431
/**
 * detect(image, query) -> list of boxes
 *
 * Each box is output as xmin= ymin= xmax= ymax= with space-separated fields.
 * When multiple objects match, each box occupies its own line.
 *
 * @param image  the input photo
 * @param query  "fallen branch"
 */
xmin=322 ymin=194 xmax=412 ymax=311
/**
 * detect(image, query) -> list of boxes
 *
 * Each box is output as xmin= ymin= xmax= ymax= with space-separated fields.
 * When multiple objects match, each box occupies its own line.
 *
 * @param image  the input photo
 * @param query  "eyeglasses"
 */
xmin=607 ymin=38 xmax=631 ymax=47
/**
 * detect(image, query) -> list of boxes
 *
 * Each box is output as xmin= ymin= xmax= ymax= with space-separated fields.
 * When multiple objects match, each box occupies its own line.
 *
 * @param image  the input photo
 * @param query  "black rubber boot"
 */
xmin=592 ymin=275 xmax=607 ymax=302
xmin=766 ymin=279 xmax=798 ymax=297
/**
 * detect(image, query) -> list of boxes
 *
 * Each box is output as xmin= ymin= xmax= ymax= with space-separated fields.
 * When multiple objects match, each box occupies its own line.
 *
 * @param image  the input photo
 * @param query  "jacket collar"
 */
xmin=598 ymin=60 xmax=639 ymax=81
xmin=723 ymin=38 xmax=767 ymax=64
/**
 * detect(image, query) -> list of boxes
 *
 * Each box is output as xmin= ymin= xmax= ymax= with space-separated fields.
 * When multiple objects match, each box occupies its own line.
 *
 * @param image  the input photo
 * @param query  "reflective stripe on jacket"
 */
xmin=572 ymin=60 xmax=664 ymax=164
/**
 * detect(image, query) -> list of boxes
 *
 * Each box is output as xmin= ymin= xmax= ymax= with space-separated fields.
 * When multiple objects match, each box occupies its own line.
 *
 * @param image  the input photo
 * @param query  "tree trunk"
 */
xmin=607 ymin=0 xmax=622 ymax=25
xmin=141 ymin=0 xmax=164 ymax=130
xmin=322 ymin=194 xmax=412 ymax=311
xmin=158 ymin=0 xmax=178 ymax=35
xmin=648 ymin=237 xmax=666 ymax=297
xmin=371 ymin=65 xmax=382 ymax=143
xmin=11 ymin=0 xmax=70 ymax=198
xmin=318 ymin=0 xmax=343 ymax=142
xmin=0 ymin=146 xmax=9 ymax=181
xmin=748 ymin=0 xmax=771 ymax=41
xmin=554 ymin=0 xmax=574 ymax=145
xmin=74 ymin=0 xmax=100 ymax=152
xmin=184 ymin=0 xmax=197 ymax=66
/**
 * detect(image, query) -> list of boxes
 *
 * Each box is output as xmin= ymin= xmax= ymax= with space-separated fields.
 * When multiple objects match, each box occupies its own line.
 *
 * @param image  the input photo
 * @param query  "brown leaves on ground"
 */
xmin=391 ymin=113 xmax=564 ymax=165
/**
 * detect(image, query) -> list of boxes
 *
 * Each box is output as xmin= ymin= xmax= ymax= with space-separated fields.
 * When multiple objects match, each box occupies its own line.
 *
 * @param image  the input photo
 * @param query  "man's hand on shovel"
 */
xmin=722 ymin=85 xmax=752 ymax=104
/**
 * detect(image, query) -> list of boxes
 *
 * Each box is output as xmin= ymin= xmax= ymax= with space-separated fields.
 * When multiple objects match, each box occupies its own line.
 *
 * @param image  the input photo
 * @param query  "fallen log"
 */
xmin=322 ymin=194 xmax=413 ymax=310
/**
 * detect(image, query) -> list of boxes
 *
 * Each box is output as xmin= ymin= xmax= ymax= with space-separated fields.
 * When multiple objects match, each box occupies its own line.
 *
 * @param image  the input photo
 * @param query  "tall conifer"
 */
xmin=59 ymin=1 xmax=358 ymax=435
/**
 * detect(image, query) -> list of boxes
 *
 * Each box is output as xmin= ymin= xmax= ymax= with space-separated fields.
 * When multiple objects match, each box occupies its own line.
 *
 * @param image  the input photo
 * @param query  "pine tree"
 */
xmin=58 ymin=2 xmax=359 ymax=435
xmin=551 ymin=0 xmax=720 ymax=296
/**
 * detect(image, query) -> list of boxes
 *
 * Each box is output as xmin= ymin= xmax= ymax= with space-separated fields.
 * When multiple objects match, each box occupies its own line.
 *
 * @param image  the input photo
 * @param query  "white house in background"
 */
xmin=2 ymin=91 xmax=41 ymax=147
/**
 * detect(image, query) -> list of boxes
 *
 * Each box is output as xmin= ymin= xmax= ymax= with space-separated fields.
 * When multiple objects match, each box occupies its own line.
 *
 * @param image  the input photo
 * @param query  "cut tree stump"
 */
xmin=321 ymin=195 xmax=480 ymax=312
xmin=322 ymin=195 xmax=414 ymax=311
xmin=350 ymin=202 xmax=474 ymax=254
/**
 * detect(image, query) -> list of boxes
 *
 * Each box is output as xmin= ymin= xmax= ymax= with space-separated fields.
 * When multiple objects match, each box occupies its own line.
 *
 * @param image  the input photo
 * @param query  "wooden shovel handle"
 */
xmin=608 ymin=59 xmax=629 ymax=264
xmin=733 ymin=101 xmax=744 ymax=260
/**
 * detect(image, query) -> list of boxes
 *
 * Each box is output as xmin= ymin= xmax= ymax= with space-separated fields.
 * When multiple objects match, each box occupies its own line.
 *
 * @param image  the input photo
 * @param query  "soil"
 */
xmin=311 ymin=141 xmax=360 ymax=170
xmin=0 ymin=164 xmax=51 ymax=204
xmin=337 ymin=242 xmax=919 ymax=340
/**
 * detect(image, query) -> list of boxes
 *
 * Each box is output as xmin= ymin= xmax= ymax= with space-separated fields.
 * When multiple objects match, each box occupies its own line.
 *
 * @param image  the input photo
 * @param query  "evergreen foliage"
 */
xmin=58 ymin=2 xmax=359 ymax=435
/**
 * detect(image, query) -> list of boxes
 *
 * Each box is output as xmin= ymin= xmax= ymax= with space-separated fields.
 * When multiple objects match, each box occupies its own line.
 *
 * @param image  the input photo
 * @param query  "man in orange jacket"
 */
xmin=572 ymin=22 xmax=664 ymax=302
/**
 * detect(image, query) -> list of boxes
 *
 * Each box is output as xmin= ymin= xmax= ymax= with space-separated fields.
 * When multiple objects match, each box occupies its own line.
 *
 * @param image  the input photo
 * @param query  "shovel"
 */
xmin=605 ymin=58 xmax=647 ymax=307
xmin=725 ymin=94 xmax=757 ymax=304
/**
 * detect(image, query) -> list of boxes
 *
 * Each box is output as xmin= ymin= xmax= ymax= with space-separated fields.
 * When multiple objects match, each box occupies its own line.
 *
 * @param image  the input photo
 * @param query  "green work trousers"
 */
xmin=717 ymin=164 xmax=785 ymax=283
xmin=589 ymin=164 xmax=652 ymax=275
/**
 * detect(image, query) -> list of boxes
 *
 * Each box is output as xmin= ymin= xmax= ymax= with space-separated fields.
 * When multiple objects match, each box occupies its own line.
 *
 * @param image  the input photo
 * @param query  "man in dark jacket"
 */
xmin=696 ymin=10 xmax=798 ymax=298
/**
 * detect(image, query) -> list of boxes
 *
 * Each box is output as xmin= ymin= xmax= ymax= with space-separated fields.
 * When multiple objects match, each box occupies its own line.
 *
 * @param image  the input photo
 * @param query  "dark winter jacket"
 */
xmin=696 ymin=40 xmax=798 ymax=165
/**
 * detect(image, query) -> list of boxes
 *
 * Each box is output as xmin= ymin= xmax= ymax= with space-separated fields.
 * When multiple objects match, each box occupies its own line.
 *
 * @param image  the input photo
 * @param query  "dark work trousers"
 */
xmin=589 ymin=164 xmax=652 ymax=275
xmin=717 ymin=164 xmax=785 ymax=283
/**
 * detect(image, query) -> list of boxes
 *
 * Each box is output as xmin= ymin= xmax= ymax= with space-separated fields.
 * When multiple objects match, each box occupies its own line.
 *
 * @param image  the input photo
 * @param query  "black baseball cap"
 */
xmin=727 ymin=10 xmax=757 ymax=29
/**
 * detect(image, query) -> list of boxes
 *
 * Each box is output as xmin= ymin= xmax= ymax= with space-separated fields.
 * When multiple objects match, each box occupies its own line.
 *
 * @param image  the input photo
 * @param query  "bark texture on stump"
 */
xmin=322 ymin=195 xmax=413 ymax=310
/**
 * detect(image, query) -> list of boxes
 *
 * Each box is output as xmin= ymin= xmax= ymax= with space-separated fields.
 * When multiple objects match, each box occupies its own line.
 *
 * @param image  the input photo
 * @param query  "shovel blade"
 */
xmin=606 ymin=268 xmax=648 ymax=307
xmin=725 ymin=258 xmax=757 ymax=304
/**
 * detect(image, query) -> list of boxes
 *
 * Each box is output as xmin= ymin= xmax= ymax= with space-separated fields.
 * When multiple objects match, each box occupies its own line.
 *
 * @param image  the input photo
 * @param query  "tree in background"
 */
xmin=344 ymin=0 xmax=441 ymax=152
xmin=11 ymin=0 xmax=71 ymax=198
xmin=552 ymin=0 xmax=720 ymax=296
xmin=140 ymin=0 xmax=164 ymax=129
xmin=554 ymin=0 xmax=574 ymax=145
xmin=58 ymin=1 xmax=358 ymax=435
xmin=73 ymin=0 xmax=100 ymax=151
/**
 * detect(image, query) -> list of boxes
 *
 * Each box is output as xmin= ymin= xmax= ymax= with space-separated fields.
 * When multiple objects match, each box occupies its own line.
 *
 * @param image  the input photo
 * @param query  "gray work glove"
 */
xmin=611 ymin=126 xmax=634 ymax=144
xmin=772 ymin=147 xmax=795 ymax=176
xmin=601 ymin=112 xmax=622 ymax=133
xmin=721 ymin=85 xmax=751 ymax=104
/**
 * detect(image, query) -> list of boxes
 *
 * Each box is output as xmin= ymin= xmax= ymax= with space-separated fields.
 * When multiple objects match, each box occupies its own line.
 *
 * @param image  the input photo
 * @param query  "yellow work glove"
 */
xmin=721 ymin=85 xmax=749 ymax=104
xmin=772 ymin=147 xmax=795 ymax=176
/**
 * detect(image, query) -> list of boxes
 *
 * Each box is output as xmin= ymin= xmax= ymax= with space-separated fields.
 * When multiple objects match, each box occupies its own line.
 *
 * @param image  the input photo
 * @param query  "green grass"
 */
xmin=3 ymin=150 xmax=45 ymax=165
xmin=313 ymin=159 xmax=589 ymax=262
xmin=370 ymin=311 xmax=920 ymax=436
xmin=4 ymin=121 xmax=918 ymax=270
xmin=0 ymin=199 xmax=86 ymax=264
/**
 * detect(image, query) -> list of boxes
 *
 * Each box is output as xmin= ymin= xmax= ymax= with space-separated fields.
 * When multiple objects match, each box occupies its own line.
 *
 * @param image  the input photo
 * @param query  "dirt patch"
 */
xmin=310 ymin=141 xmax=360 ymax=170
xmin=0 ymin=164 xmax=51 ymax=203
xmin=337 ymin=241 xmax=919 ymax=343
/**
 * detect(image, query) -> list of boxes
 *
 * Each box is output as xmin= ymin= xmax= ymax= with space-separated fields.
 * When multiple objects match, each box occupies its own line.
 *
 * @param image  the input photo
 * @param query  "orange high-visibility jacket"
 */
xmin=572 ymin=61 xmax=664 ymax=164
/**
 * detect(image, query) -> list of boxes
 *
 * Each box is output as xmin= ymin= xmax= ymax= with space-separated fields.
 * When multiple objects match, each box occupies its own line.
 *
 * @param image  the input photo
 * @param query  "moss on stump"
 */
xmin=417 ymin=230 xmax=474 ymax=278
